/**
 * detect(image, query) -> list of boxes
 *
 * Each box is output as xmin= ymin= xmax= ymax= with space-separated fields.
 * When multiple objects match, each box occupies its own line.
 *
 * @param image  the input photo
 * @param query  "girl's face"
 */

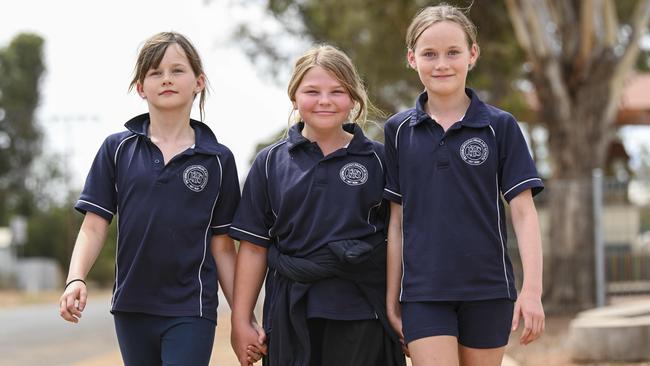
xmin=407 ymin=21 xmax=478 ymax=98
xmin=137 ymin=43 xmax=205 ymax=113
xmin=293 ymin=66 xmax=354 ymax=131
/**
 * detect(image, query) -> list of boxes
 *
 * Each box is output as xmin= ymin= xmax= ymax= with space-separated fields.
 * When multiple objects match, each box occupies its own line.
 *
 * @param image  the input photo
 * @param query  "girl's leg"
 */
xmin=402 ymin=301 xmax=460 ymax=366
xmin=113 ymin=312 xmax=162 ymax=366
xmin=458 ymin=345 xmax=506 ymax=366
xmin=409 ymin=335 xmax=459 ymax=366
xmin=160 ymin=316 xmax=216 ymax=366
xmin=456 ymin=299 xmax=514 ymax=366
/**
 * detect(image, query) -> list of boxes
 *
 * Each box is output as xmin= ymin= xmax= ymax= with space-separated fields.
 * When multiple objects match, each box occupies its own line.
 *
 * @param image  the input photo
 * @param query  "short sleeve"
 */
xmin=210 ymin=150 xmax=241 ymax=235
xmin=229 ymin=150 xmax=275 ymax=247
xmin=75 ymin=137 xmax=118 ymax=223
xmin=498 ymin=116 xmax=544 ymax=202
xmin=383 ymin=118 xmax=403 ymax=204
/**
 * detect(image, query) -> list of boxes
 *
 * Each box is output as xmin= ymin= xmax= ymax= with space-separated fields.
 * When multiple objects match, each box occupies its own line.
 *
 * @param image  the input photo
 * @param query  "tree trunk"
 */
xmin=534 ymin=59 xmax=616 ymax=311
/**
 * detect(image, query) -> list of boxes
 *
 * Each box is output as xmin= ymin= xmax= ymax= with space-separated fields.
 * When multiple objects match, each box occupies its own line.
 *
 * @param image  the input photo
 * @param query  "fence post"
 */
xmin=593 ymin=169 xmax=605 ymax=307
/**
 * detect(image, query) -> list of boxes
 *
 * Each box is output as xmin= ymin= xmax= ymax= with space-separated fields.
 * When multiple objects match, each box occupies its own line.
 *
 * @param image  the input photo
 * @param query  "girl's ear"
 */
xmin=136 ymin=82 xmax=146 ymax=99
xmin=469 ymin=43 xmax=479 ymax=68
xmin=195 ymin=74 xmax=206 ymax=94
xmin=407 ymin=49 xmax=417 ymax=70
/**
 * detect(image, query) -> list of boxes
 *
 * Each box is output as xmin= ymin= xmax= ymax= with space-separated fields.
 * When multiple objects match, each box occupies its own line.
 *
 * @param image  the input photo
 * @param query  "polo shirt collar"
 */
xmin=124 ymin=113 xmax=221 ymax=155
xmin=410 ymin=88 xmax=491 ymax=128
xmin=286 ymin=122 xmax=374 ymax=155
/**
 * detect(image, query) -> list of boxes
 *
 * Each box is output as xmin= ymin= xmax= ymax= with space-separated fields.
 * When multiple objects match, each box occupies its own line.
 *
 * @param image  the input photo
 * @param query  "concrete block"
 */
xmin=569 ymin=301 xmax=650 ymax=362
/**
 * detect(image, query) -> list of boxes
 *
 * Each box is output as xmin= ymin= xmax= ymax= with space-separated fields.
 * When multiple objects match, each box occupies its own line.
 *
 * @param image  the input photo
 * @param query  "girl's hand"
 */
xmin=387 ymin=306 xmax=410 ymax=357
xmin=511 ymin=290 xmax=545 ymax=345
xmin=232 ymin=319 xmax=267 ymax=366
xmin=245 ymin=344 xmax=264 ymax=363
xmin=244 ymin=320 xmax=267 ymax=363
xmin=58 ymin=281 xmax=87 ymax=323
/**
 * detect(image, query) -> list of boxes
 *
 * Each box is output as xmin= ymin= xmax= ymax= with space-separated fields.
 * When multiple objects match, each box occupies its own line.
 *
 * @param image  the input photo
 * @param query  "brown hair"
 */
xmin=406 ymin=3 xmax=480 ymax=67
xmin=287 ymin=44 xmax=369 ymax=127
xmin=129 ymin=32 xmax=208 ymax=120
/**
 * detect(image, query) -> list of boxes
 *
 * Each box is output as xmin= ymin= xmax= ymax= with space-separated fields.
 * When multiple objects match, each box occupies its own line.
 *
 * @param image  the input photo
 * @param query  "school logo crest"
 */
xmin=183 ymin=165 xmax=209 ymax=192
xmin=340 ymin=162 xmax=368 ymax=186
xmin=460 ymin=137 xmax=489 ymax=166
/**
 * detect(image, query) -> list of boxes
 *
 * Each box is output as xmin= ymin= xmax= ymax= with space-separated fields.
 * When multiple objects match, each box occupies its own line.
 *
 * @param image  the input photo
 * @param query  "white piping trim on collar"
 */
xmin=114 ymin=134 xmax=138 ymax=166
xmin=395 ymin=116 xmax=410 ymax=149
xmin=372 ymin=151 xmax=383 ymax=172
xmin=265 ymin=140 xmax=287 ymax=180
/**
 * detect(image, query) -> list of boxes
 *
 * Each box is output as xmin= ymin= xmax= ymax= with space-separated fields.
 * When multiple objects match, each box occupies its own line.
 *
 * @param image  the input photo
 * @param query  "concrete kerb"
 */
xmin=568 ymin=300 xmax=650 ymax=362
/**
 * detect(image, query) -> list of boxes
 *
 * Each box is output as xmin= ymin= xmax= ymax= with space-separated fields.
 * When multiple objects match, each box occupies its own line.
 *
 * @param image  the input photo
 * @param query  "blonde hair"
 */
xmin=287 ymin=45 xmax=369 ymax=127
xmin=129 ymin=32 xmax=209 ymax=121
xmin=406 ymin=3 xmax=480 ymax=66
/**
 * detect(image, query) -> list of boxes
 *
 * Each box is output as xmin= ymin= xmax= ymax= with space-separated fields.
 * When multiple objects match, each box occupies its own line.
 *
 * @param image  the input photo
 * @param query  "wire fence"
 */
xmin=507 ymin=174 xmax=650 ymax=303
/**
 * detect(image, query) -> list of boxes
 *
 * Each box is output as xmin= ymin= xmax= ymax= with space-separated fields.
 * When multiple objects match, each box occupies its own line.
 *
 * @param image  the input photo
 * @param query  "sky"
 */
xmin=1 ymin=0 xmax=291 ymax=189
xmin=2 ymin=0 xmax=650 ymax=193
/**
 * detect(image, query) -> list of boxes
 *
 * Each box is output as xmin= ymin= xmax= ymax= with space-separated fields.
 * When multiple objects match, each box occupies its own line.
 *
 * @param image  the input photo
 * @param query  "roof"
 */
xmin=523 ymin=72 xmax=650 ymax=126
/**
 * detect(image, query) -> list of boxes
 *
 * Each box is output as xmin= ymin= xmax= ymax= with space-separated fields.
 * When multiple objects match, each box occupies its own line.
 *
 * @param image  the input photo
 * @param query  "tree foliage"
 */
xmin=505 ymin=0 xmax=650 ymax=310
xmin=0 ymin=33 xmax=45 ymax=224
xmin=238 ymin=0 xmax=650 ymax=310
xmin=0 ymin=34 xmax=116 ymax=286
xmin=236 ymin=0 xmax=527 ymax=125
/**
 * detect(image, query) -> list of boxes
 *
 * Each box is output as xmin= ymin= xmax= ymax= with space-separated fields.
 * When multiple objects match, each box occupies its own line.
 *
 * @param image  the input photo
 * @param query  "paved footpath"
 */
xmin=0 ymin=295 xmax=117 ymax=366
xmin=0 ymin=291 xmax=518 ymax=366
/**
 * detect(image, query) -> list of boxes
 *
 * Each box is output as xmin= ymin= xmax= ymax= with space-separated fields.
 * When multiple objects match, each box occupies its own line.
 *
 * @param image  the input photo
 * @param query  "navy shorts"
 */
xmin=113 ymin=311 xmax=216 ymax=366
xmin=401 ymin=299 xmax=514 ymax=349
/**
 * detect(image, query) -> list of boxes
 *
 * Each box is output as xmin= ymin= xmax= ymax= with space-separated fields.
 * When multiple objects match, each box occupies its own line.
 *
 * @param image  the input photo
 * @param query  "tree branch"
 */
xmin=609 ymin=0 xmax=650 ymax=121
xmin=603 ymin=0 xmax=619 ymax=48
xmin=580 ymin=0 xmax=595 ymax=58
xmin=525 ymin=0 xmax=553 ymax=57
xmin=504 ymin=0 xmax=534 ymax=57
xmin=506 ymin=0 xmax=571 ymax=122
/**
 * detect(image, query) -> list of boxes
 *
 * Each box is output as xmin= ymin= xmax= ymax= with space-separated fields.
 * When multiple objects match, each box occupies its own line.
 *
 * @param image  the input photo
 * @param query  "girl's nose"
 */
xmin=162 ymin=71 xmax=173 ymax=84
xmin=318 ymin=93 xmax=331 ymax=104
xmin=434 ymin=59 xmax=448 ymax=70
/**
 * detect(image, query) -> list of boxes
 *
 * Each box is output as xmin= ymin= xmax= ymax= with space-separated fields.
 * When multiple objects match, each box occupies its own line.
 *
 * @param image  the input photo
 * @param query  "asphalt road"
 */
xmin=0 ymin=296 xmax=118 ymax=366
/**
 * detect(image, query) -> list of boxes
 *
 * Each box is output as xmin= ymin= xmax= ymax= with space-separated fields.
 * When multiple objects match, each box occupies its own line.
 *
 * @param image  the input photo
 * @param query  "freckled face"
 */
xmin=293 ymin=66 xmax=354 ymax=131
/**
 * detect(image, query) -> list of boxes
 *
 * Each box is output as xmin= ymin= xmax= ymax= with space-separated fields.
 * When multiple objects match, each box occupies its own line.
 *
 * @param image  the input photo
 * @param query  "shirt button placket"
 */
xmin=315 ymin=161 xmax=328 ymax=185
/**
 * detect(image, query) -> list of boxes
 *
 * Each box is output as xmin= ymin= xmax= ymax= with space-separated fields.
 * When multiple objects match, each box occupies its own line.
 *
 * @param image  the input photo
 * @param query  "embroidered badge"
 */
xmin=183 ymin=165 xmax=209 ymax=192
xmin=460 ymin=137 xmax=489 ymax=166
xmin=340 ymin=162 xmax=368 ymax=186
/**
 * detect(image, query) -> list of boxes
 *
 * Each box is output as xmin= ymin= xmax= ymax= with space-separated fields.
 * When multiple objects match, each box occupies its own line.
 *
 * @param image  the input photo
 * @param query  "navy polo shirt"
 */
xmin=75 ymin=113 xmax=240 ymax=320
xmin=230 ymin=122 xmax=386 ymax=320
xmin=383 ymin=89 xmax=543 ymax=302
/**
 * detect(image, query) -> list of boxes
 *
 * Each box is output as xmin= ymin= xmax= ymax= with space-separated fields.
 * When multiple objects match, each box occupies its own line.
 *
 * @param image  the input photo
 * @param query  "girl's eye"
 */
xmin=148 ymin=71 xmax=161 ymax=76
xmin=173 ymin=68 xmax=184 ymax=73
xmin=448 ymin=50 xmax=460 ymax=56
xmin=423 ymin=51 xmax=435 ymax=57
xmin=306 ymin=90 xmax=318 ymax=95
xmin=332 ymin=90 xmax=345 ymax=94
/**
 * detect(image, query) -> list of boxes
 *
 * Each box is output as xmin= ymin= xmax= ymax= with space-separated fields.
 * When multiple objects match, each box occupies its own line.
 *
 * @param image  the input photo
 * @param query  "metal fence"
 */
xmin=506 ymin=173 xmax=650 ymax=304
xmin=599 ymin=174 xmax=650 ymax=299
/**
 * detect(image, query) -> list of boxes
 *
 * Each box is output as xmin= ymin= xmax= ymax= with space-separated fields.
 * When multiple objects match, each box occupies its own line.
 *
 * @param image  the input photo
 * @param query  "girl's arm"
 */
xmin=386 ymin=202 xmax=409 ymax=355
xmin=211 ymin=234 xmax=237 ymax=307
xmin=231 ymin=241 xmax=268 ymax=366
xmin=510 ymin=189 xmax=545 ymax=345
xmin=59 ymin=212 xmax=109 ymax=323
